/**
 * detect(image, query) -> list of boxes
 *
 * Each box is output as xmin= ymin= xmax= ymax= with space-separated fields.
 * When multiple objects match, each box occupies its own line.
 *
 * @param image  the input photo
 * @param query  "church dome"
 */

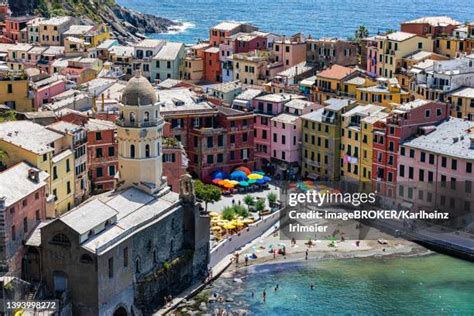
xmin=122 ymin=73 xmax=157 ymax=106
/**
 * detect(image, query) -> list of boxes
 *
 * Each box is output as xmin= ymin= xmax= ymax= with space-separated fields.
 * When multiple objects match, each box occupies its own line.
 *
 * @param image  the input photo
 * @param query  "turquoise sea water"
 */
xmin=207 ymin=254 xmax=474 ymax=314
xmin=118 ymin=0 xmax=474 ymax=44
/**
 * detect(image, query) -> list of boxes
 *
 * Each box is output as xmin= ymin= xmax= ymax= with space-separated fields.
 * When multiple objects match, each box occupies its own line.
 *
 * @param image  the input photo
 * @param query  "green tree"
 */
xmin=222 ymin=206 xmax=236 ymax=220
xmin=0 ymin=110 xmax=16 ymax=123
xmin=194 ymin=180 xmax=221 ymax=212
xmin=243 ymin=194 xmax=255 ymax=211
xmin=255 ymin=199 xmax=266 ymax=213
xmin=354 ymin=25 xmax=369 ymax=42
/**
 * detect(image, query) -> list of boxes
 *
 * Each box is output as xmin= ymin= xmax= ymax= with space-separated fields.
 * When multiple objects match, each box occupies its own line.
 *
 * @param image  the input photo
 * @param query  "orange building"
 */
xmin=204 ymin=47 xmax=221 ymax=82
xmin=209 ymin=21 xmax=257 ymax=47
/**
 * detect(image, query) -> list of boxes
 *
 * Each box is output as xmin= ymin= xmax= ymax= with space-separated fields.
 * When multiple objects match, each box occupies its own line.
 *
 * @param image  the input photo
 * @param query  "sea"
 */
xmin=117 ymin=0 xmax=474 ymax=44
xmin=207 ymin=254 xmax=474 ymax=314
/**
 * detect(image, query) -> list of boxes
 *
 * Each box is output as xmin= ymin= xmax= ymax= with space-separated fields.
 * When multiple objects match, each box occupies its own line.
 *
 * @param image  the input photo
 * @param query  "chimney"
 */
xmin=28 ymin=168 xmax=40 ymax=183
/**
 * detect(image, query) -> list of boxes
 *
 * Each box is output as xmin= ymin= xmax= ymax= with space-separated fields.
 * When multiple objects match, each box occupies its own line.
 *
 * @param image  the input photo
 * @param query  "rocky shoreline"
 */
xmin=8 ymin=0 xmax=182 ymax=43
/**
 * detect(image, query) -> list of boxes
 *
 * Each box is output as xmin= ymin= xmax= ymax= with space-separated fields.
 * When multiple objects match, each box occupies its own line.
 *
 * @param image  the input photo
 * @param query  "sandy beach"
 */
xmin=223 ymin=226 xmax=431 ymax=274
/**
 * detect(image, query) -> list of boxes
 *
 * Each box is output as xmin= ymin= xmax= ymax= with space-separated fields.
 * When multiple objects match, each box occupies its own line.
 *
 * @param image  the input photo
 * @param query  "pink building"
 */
xmin=365 ymin=37 xmax=378 ymax=77
xmin=162 ymin=123 xmax=189 ymax=193
xmin=0 ymin=162 xmax=50 ymax=277
xmin=397 ymin=118 xmax=474 ymax=213
xmin=273 ymin=34 xmax=307 ymax=71
xmin=31 ymin=74 xmax=66 ymax=109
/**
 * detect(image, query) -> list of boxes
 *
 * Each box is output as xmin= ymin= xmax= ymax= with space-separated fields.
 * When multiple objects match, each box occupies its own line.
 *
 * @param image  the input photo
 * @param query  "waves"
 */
xmin=166 ymin=21 xmax=195 ymax=35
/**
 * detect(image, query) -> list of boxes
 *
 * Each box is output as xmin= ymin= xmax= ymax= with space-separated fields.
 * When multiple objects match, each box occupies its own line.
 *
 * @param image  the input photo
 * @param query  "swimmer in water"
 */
xmin=263 ymin=289 xmax=267 ymax=302
xmin=310 ymin=284 xmax=314 ymax=290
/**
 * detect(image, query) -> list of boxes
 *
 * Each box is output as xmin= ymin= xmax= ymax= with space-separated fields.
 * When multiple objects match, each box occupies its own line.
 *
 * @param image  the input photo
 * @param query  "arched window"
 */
xmin=50 ymin=234 xmax=71 ymax=247
xmin=144 ymin=111 xmax=149 ymax=122
xmin=130 ymin=112 xmax=136 ymax=123
xmin=130 ymin=144 xmax=135 ymax=158
xmin=145 ymin=144 xmax=150 ymax=158
xmin=135 ymin=257 xmax=141 ymax=274
xmin=80 ymin=254 xmax=93 ymax=264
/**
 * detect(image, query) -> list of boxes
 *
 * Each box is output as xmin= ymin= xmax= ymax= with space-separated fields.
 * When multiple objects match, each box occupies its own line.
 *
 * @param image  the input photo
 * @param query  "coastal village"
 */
xmin=0 ymin=0 xmax=473 ymax=313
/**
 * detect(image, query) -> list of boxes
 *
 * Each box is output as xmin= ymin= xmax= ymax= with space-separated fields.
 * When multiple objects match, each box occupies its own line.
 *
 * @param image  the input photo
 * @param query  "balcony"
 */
xmin=116 ymin=119 xmax=161 ymax=128
xmin=194 ymin=127 xmax=225 ymax=135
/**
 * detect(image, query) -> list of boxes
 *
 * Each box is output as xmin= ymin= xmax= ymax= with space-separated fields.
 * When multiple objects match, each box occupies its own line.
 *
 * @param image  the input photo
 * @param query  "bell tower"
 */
xmin=117 ymin=73 xmax=166 ymax=194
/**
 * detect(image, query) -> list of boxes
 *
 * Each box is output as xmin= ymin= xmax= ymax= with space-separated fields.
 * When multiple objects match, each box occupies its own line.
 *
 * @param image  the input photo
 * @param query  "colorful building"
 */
xmin=340 ymin=104 xmax=385 ymax=183
xmin=84 ymin=118 xmax=117 ymax=193
xmin=209 ymin=21 xmax=257 ymax=47
xmin=180 ymin=43 xmax=209 ymax=82
xmin=372 ymin=31 xmax=433 ymax=78
xmin=307 ymin=38 xmax=358 ymax=69
xmin=232 ymin=50 xmax=274 ymax=85
xmin=203 ymin=46 xmax=221 ymax=82
xmin=313 ymin=64 xmax=359 ymax=103
xmin=300 ymin=98 xmax=356 ymax=180
xmin=0 ymin=162 xmax=50 ymax=276
xmin=272 ymin=34 xmax=307 ymax=71
xmin=47 ymin=121 xmax=89 ymax=205
xmin=151 ymin=41 xmax=185 ymax=81
xmin=447 ymin=87 xmax=474 ymax=120
xmin=0 ymin=69 xmax=32 ymax=112
xmin=401 ymin=16 xmax=461 ymax=37
xmin=38 ymin=16 xmax=74 ymax=46
xmin=0 ymin=121 xmax=75 ymax=214
xmin=372 ymin=99 xmax=450 ymax=202
xmin=30 ymin=74 xmax=67 ymax=110
xmin=398 ymin=118 xmax=474 ymax=213
xmin=356 ymin=78 xmax=411 ymax=107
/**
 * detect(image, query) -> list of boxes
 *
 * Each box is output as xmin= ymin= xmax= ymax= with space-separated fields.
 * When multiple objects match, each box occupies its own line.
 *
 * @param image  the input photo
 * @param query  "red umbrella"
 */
xmin=236 ymin=166 xmax=251 ymax=175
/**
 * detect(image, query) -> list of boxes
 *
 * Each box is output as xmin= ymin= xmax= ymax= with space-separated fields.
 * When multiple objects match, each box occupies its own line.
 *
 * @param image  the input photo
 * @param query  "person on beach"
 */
xmin=263 ymin=289 xmax=267 ymax=302
xmin=245 ymin=255 xmax=249 ymax=266
xmin=305 ymin=249 xmax=309 ymax=260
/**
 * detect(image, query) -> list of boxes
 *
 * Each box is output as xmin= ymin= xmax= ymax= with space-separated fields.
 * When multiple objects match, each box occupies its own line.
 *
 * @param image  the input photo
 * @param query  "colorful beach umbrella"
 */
xmin=257 ymin=179 xmax=265 ymax=184
xmin=263 ymin=176 xmax=271 ymax=182
xmin=254 ymin=171 xmax=265 ymax=176
xmin=236 ymin=166 xmax=251 ymax=175
xmin=230 ymin=170 xmax=248 ymax=181
xmin=239 ymin=181 xmax=249 ymax=187
xmin=248 ymin=173 xmax=264 ymax=180
xmin=248 ymin=179 xmax=257 ymax=184
xmin=211 ymin=170 xmax=227 ymax=180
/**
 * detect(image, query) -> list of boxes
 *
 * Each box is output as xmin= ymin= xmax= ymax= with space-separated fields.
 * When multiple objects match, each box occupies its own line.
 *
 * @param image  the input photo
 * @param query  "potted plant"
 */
xmin=243 ymin=194 xmax=255 ymax=212
xmin=267 ymin=192 xmax=278 ymax=208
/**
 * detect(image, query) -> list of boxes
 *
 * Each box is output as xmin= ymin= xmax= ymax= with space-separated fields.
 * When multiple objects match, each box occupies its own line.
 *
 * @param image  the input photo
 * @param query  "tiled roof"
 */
xmin=317 ymin=64 xmax=356 ymax=80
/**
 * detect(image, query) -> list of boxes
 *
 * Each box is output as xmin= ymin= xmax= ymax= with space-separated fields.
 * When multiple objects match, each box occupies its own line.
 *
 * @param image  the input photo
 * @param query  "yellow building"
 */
xmin=232 ymin=50 xmax=273 ymax=85
xmin=313 ymin=64 xmax=360 ymax=103
xmin=301 ymin=98 xmax=356 ymax=180
xmin=356 ymin=78 xmax=411 ymax=107
xmin=0 ymin=70 xmax=33 ymax=112
xmin=340 ymin=104 xmax=386 ymax=184
xmin=447 ymin=87 xmax=474 ymax=120
xmin=375 ymin=31 xmax=433 ymax=78
xmin=63 ymin=23 xmax=110 ymax=48
xmin=0 ymin=121 xmax=75 ymax=215
xmin=360 ymin=111 xmax=389 ymax=184
xmin=434 ymin=37 xmax=467 ymax=58
xmin=341 ymin=76 xmax=376 ymax=98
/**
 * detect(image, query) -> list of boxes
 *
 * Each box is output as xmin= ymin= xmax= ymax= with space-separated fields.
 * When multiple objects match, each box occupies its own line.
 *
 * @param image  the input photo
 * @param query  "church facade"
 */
xmin=25 ymin=74 xmax=210 ymax=315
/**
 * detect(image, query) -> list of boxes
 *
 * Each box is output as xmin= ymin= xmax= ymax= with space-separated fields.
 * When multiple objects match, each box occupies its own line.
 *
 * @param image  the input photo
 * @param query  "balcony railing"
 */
xmin=116 ymin=119 xmax=161 ymax=128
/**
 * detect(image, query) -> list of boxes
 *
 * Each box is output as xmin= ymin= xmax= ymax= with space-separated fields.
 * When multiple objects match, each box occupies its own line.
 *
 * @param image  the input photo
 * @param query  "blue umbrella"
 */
xmin=230 ymin=170 xmax=248 ymax=181
xmin=263 ymin=176 xmax=271 ymax=182
xmin=257 ymin=179 xmax=265 ymax=184
xmin=211 ymin=170 xmax=227 ymax=180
